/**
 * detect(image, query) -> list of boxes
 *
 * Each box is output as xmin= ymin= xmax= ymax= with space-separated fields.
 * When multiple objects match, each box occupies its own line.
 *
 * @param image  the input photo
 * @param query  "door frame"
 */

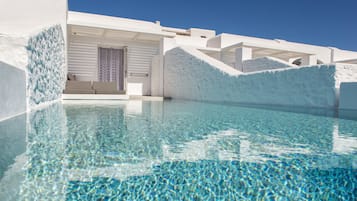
xmin=97 ymin=46 xmax=128 ymax=92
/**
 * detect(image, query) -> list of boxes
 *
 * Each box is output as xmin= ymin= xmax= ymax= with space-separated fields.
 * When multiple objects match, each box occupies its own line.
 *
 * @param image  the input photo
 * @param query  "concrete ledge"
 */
xmin=62 ymin=100 xmax=128 ymax=105
xmin=129 ymin=95 xmax=164 ymax=101
xmin=62 ymin=94 xmax=129 ymax=100
xmin=339 ymin=82 xmax=357 ymax=110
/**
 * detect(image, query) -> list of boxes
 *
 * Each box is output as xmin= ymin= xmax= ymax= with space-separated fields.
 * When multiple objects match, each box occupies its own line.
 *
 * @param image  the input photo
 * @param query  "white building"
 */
xmin=66 ymin=11 xmax=357 ymax=96
xmin=1 ymin=0 xmax=357 ymax=121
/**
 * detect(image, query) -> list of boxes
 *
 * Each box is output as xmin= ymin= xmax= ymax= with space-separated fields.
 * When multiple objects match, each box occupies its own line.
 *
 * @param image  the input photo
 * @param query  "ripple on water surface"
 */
xmin=0 ymin=100 xmax=356 ymax=200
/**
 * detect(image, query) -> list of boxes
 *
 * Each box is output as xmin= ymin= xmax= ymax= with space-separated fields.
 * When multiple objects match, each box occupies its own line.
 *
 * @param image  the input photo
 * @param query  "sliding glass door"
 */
xmin=98 ymin=47 xmax=125 ymax=91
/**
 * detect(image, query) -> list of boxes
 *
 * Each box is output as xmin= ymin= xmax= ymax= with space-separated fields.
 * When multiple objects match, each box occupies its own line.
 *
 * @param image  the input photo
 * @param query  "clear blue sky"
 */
xmin=69 ymin=0 xmax=357 ymax=51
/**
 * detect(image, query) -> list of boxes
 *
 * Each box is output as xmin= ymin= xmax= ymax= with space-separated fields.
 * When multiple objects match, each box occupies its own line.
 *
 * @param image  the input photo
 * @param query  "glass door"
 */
xmin=98 ymin=47 xmax=124 ymax=91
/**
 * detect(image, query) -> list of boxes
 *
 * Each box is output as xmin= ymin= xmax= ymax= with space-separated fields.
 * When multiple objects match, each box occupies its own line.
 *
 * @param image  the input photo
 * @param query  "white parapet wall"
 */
xmin=242 ymin=56 xmax=294 ymax=73
xmin=339 ymin=82 xmax=357 ymax=110
xmin=164 ymin=47 xmax=350 ymax=109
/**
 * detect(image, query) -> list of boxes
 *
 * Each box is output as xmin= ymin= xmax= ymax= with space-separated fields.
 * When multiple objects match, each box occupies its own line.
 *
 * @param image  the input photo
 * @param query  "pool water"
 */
xmin=0 ymin=100 xmax=356 ymax=200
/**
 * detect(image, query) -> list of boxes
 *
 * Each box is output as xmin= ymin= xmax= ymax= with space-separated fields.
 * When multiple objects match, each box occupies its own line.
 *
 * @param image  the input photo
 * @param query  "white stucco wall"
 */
xmin=206 ymin=36 xmax=221 ymax=49
xmin=164 ymin=47 xmax=339 ymax=108
xmin=0 ymin=25 xmax=66 ymax=122
xmin=0 ymin=0 xmax=68 ymax=121
xmin=0 ymin=35 xmax=28 ymax=121
xmin=68 ymin=34 xmax=160 ymax=95
xmin=0 ymin=35 xmax=28 ymax=70
xmin=335 ymin=64 xmax=357 ymax=89
xmin=150 ymin=55 xmax=162 ymax=96
xmin=0 ymin=0 xmax=67 ymax=37
xmin=0 ymin=62 xmax=26 ymax=121
xmin=208 ymin=34 xmax=332 ymax=64
xmin=204 ymin=52 xmax=221 ymax=60
xmin=174 ymin=35 xmax=209 ymax=48
xmin=332 ymin=48 xmax=357 ymax=62
xmin=242 ymin=57 xmax=294 ymax=73
xmin=221 ymin=51 xmax=236 ymax=67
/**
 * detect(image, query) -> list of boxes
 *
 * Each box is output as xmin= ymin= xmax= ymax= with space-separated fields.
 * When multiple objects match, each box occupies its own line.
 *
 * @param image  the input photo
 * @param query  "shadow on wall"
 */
xmin=0 ymin=61 xmax=26 ymax=120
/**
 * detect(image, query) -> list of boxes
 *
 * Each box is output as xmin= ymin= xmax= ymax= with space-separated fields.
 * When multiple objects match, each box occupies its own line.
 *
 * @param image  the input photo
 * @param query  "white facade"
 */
xmin=67 ymin=34 xmax=159 ymax=95
xmin=67 ymin=11 xmax=174 ymax=96
xmin=1 ymin=0 xmax=357 ymax=117
xmin=64 ymin=11 xmax=357 ymax=98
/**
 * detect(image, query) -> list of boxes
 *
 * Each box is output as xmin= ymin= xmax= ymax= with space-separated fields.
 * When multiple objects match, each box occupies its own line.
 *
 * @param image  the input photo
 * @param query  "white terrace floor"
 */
xmin=62 ymin=94 xmax=163 ymax=101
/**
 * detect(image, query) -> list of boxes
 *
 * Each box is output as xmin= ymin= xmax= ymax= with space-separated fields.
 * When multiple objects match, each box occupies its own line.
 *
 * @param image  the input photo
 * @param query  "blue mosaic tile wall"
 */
xmin=26 ymin=25 xmax=65 ymax=107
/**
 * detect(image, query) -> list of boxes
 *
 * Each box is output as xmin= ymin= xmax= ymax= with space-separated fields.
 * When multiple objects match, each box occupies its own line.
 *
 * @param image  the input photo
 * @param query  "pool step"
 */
xmin=62 ymin=94 xmax=129 ymax=100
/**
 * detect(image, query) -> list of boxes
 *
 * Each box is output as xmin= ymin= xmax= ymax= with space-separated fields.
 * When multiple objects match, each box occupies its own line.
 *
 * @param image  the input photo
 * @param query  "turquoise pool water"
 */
xmin=0 ymin=100 xmax=356 ymax=200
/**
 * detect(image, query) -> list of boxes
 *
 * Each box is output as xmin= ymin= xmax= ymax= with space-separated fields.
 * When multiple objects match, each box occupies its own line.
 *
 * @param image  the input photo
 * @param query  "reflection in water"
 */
xmin=0 ymin=114 xmax=26 ymax=178
xmin=21 ymin=104 xmax=68 ymax=200
xmin=0 ymin=100 xmax=356 ymax=200
xmin=0 ymin=114 xmax=26 ymax=201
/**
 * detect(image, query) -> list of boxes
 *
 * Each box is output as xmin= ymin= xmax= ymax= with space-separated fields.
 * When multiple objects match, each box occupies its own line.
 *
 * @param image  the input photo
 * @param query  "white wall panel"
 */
xmin=68 ymin=35 xmax=159 ymax=95
xmin=221 ymin=51 xmax=235 ymax=67
xmin=68 ymin=39 xmax=98 ymax=81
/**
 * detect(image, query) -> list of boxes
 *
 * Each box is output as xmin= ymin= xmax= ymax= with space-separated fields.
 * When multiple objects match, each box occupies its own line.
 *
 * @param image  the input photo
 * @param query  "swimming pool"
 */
xmin=0 ymin=100 xmax=356 ymax=200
